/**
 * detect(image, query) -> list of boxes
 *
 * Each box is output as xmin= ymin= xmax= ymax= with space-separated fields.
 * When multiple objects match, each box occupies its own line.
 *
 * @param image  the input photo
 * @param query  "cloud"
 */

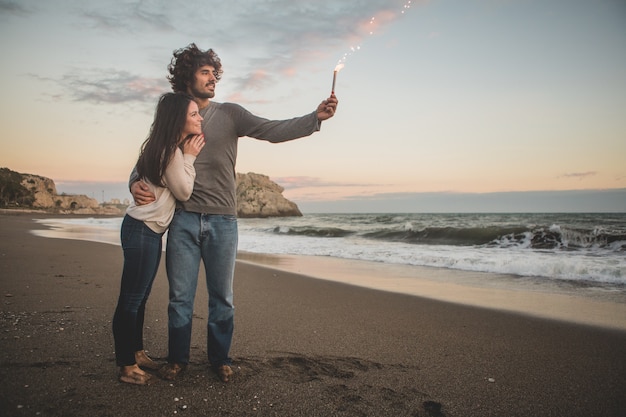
xmin=229 ymin=67 xmax=273 ymax=92
xmin=274 ymin=176 xmax=377 ymax=189
xmin=199 ymin=0 xmax=418 ymax=93
xmin=0 ymin=0 xmax=31 ymax=17
xmin=78 ymin=2 xmax=177 ymax=33
xmin=558 ymin=171 xmax=598 ymax=180
xmin=29 ymin=69 xmax=169 ymax=105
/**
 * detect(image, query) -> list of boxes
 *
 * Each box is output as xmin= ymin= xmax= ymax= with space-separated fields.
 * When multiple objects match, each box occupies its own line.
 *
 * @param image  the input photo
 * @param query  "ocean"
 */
xmin=32 ymin=212 xmax=625 ymax=291
xmin=238 ymin=212 xmax=626 ymax=287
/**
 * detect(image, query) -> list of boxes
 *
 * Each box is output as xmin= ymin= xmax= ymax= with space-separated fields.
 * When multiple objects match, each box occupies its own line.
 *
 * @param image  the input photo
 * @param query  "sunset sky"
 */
xmin=1 ymin=0 xmax=625 ymax=212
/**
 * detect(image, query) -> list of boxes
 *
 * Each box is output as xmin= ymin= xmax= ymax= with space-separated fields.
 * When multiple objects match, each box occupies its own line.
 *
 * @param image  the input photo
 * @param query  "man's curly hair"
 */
xmin=167 ymin=43 xmax=223 ymax=93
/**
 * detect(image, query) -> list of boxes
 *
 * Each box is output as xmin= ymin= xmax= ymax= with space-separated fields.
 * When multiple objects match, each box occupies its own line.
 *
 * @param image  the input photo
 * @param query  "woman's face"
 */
xmin=181 ymin=100 xmax=203 ymax=139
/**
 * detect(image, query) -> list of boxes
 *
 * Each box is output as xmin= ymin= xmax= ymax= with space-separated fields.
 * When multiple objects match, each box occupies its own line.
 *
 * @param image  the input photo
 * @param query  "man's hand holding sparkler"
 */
xmin=317 ymin=93 xmax=338 ymax=122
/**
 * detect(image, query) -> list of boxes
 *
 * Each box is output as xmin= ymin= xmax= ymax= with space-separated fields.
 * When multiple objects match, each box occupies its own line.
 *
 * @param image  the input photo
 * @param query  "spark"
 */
xmin=332 ymin=1 xmax=413 ymax=71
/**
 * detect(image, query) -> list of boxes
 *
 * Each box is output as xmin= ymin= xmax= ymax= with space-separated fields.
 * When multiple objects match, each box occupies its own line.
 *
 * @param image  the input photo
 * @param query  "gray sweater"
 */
xmin=132 ymin=101 xmax=320 ymax=216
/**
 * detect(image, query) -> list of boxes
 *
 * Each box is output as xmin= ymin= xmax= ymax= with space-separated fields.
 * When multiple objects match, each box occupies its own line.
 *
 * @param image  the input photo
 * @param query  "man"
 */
xmin=131 ymin=43 xmax=338 ymax=383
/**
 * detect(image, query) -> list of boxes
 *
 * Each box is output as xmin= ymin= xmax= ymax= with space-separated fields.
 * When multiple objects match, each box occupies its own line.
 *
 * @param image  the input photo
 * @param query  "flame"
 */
xmin=334 ymin=63 xmax=345 ymax=72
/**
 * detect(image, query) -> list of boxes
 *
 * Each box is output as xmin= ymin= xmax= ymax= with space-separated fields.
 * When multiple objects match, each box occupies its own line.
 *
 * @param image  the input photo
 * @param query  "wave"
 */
xmin=269 ymin=223 xmax=626 ymax=251
xmin=272 ymin=226 xmax=354 ymax=238
xmin=489 ymin=225 xmax=626 ymax=251
xmin=363 ymin=226 xmax=527 ymax=246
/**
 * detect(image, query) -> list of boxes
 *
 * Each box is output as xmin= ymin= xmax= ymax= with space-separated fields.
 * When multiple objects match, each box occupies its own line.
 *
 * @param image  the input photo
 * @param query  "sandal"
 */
xmin=135 ymin=350 xmax=160 ymax=370
xmin=158 ymin=362 xmax=186 ymax=380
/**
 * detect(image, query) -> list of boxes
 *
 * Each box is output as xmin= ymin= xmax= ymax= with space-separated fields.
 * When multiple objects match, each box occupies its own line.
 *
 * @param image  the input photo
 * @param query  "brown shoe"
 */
xmin=135 ymin=350 xmax=160 ymax=370
xmin=158 ymin=362 xmax=186 ymax=381
xmin=216 ymin=365 xmax=233 ymax=383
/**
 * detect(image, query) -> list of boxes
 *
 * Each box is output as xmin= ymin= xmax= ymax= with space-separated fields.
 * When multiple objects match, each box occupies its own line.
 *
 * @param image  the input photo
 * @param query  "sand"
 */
xmin=1 ymin=212 xmax=625 ymax=417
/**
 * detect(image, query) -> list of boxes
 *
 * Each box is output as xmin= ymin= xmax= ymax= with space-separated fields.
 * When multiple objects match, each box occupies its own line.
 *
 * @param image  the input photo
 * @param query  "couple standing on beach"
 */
xmin=112 ymin=43 xmax=339 ymax=385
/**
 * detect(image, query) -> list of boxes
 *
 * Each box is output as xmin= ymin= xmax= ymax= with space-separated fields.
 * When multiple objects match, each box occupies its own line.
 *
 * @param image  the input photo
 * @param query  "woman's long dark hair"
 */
xmin=136 ymin=92 xmax=195 ymax=187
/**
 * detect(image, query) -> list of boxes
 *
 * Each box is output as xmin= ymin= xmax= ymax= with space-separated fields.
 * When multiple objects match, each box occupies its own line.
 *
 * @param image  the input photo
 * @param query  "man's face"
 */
xmin=188 ymin=65 xmax=217 ymax=99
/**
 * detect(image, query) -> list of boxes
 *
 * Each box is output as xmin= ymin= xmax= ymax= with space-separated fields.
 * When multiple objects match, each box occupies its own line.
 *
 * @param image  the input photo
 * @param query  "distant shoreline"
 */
xmin=0 ymin=208 xmax=123 ymax=218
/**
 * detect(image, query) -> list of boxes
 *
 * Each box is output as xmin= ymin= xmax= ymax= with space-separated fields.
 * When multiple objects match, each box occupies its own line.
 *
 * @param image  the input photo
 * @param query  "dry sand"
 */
xmin=1 ymin=213 xmax=625 ymax=417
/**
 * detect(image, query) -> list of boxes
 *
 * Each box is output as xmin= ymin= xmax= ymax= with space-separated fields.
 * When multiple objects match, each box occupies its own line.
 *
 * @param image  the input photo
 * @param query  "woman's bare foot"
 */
xmin=118 ymin=364 xmax=154 ymax=385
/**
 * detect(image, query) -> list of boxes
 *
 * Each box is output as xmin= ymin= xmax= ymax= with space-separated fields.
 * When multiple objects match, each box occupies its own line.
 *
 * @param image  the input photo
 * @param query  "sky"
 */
xmin=1 ymin=0 xmax=625 ymax=212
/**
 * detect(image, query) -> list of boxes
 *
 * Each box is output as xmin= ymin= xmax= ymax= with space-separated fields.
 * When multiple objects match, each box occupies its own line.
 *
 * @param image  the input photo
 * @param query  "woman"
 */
xmin=112 ymin=92 xmax=205 ymax=385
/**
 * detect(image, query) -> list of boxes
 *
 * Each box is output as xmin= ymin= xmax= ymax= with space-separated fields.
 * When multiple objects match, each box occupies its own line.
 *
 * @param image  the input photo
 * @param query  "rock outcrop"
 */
xmin=236 ymin=172 xmax=302 ymax=218
xmin=1 ymin=168 xmax=120 ymax=214
xmin=20 ymin=174 xmax=101 ymax=212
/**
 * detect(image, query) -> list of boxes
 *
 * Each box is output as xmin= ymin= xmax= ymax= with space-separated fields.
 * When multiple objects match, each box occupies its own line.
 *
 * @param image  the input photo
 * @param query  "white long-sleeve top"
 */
xmin=126 ymin=148 xmax=197 ymax=233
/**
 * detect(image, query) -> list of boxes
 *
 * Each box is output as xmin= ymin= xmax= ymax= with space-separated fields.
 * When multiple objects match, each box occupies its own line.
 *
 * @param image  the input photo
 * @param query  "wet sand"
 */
xmin=1 ymin=213 xmax=625 ymax=417
xmin=237 ymin=252 xmax=626 ymax=331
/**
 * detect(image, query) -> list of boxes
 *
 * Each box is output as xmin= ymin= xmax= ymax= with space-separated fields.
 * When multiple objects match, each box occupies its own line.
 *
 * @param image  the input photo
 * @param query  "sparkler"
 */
xmin=330 ymin=1 xmax=412 ymax=94
xmin=331 ymin=63 xmax=344 ymax=94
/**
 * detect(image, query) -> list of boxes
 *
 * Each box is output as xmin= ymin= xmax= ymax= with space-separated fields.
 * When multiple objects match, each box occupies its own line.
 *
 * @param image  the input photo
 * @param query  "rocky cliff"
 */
xmin=236 ymin=172 xmax=302 ymax=218
xmin=0 ymin=168 xmax=107 ymax=214
xmin=20 ymin=173 xmax=102 ymax=212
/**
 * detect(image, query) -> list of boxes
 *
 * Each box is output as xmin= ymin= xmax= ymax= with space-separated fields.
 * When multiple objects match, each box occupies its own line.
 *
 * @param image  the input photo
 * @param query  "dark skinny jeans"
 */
xmin=112 ymin=215 xmax=163 ymax=366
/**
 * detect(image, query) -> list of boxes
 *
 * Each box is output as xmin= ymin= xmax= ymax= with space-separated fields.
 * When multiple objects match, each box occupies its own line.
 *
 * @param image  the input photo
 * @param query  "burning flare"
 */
xmin=332 ymin=63 xmax=344 ymax=93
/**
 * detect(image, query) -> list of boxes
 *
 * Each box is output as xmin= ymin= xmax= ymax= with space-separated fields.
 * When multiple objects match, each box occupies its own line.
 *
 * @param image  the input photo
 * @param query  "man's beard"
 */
xmin=189 ymin=83 xmax=215 ymax=99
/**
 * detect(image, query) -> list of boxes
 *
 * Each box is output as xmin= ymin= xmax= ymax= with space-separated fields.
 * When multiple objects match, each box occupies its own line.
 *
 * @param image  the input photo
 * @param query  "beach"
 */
xmin=1 ymin=213 xmax=625 ymax=417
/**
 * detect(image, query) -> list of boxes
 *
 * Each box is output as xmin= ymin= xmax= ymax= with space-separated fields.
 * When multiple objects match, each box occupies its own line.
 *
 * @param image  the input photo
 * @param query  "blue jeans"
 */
xmin=165 ymin=210 xmax=238 ymax=368
xmin=112 ymin=215 xmax=163 ymax=366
